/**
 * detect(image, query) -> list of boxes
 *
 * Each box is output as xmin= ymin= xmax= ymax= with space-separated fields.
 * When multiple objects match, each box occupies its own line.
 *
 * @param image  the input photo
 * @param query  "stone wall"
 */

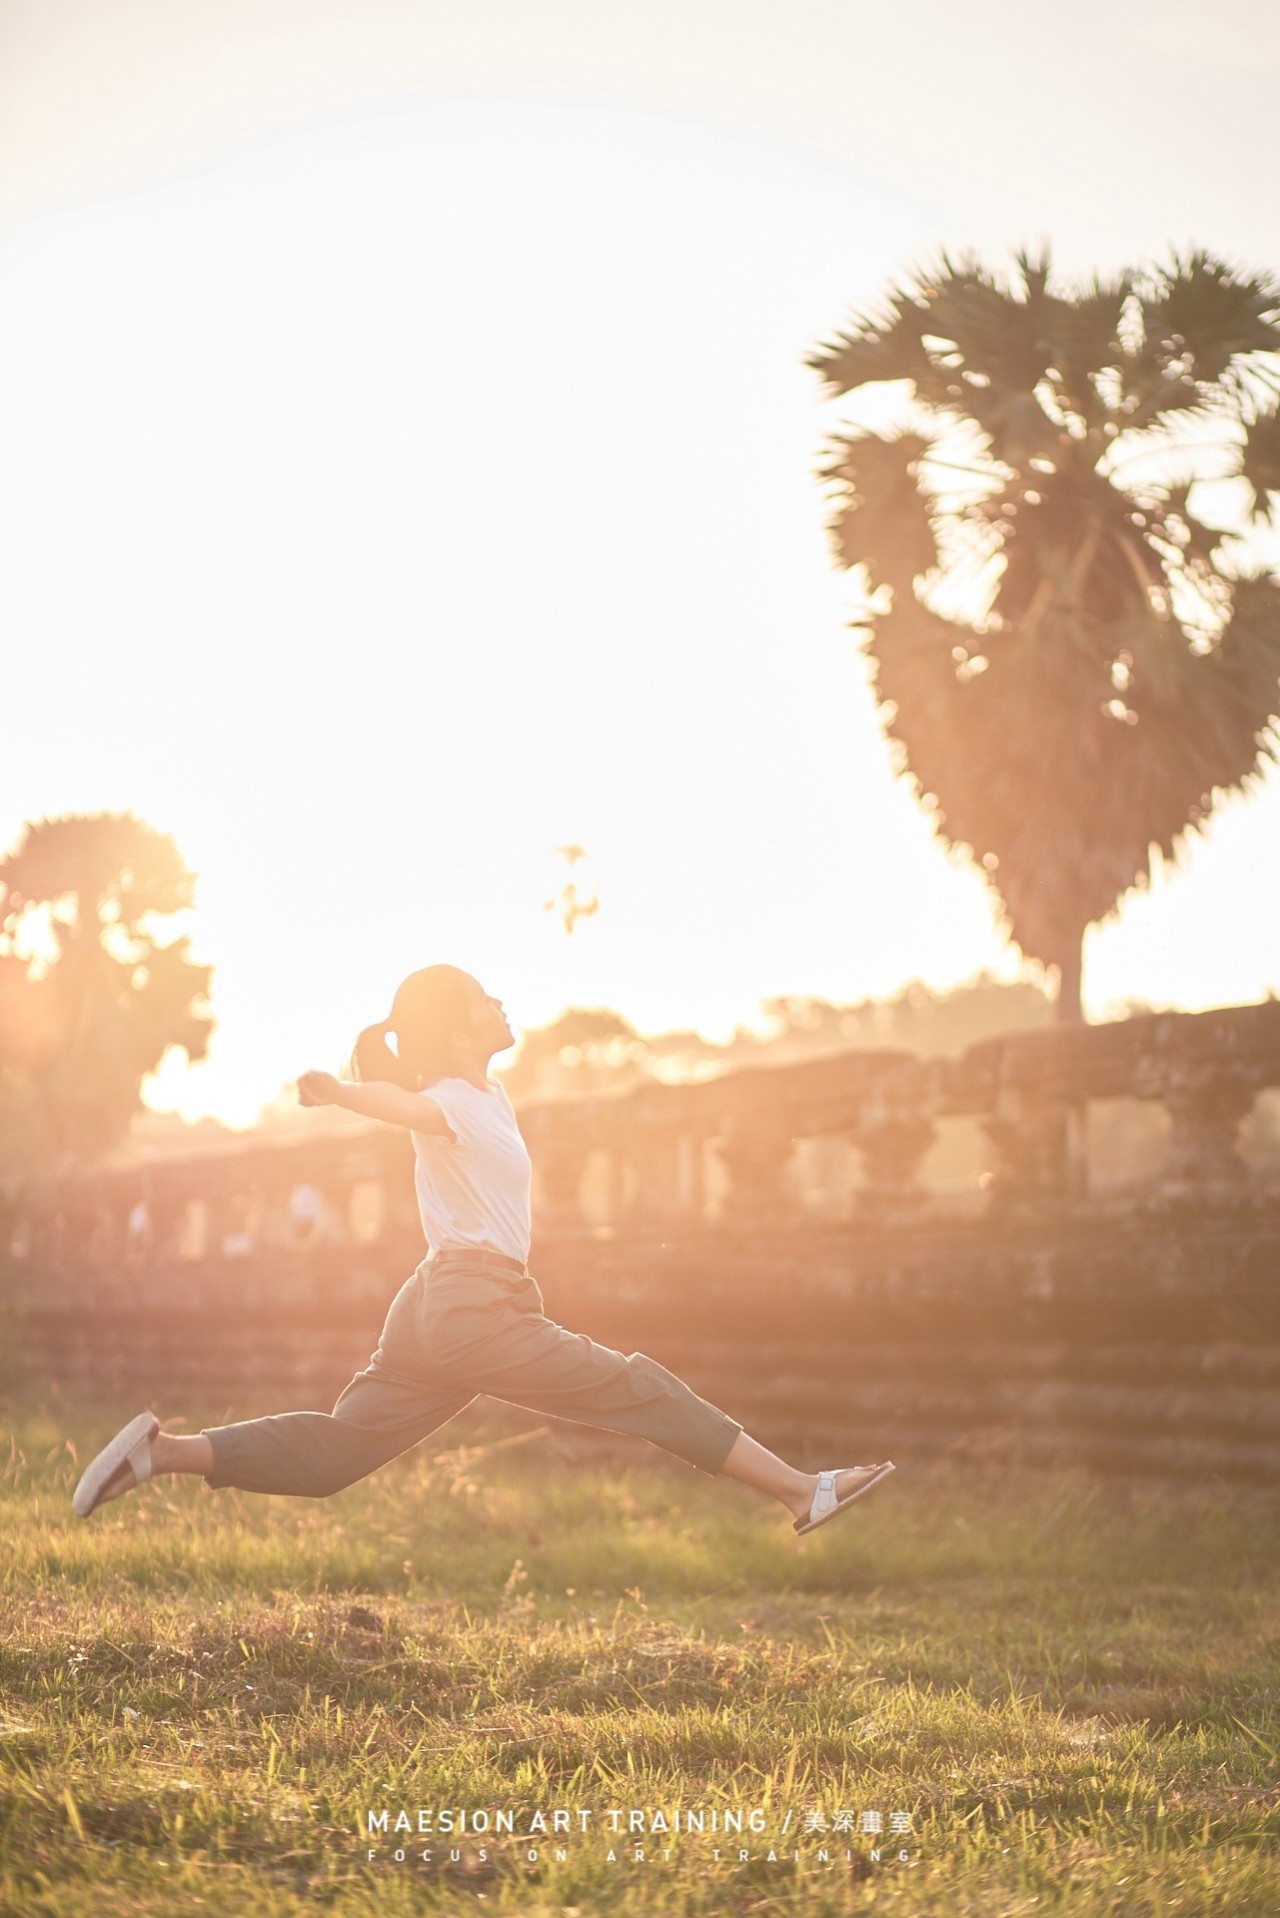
xmin=4 ymin=1002 xmax=1279 ymax=1477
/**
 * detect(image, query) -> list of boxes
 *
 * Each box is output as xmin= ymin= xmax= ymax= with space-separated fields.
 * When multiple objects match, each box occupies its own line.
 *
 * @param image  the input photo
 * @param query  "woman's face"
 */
xmin=467 ymin=978 xmax=514 ymax=1051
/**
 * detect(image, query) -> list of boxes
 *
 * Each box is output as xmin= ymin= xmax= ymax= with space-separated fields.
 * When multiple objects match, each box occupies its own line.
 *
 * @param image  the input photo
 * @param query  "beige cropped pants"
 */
xmin=202 ymin=1247 xmax=743 ymax=1497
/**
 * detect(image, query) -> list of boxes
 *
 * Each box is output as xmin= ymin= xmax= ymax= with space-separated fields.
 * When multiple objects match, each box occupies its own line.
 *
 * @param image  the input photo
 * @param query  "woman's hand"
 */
xmin=297 ymin=1070 xmax=343 ymax=1108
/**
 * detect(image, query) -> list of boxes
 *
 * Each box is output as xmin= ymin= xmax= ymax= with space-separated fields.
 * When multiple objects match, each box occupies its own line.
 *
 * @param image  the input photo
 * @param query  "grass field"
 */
xmin=1 ymin=1394 xmax=1277 ymax=1916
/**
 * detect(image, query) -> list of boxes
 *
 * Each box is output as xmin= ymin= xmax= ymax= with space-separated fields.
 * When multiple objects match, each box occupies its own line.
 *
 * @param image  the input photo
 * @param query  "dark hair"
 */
xmin=350 ymin=966 xmax=479 ymax=1091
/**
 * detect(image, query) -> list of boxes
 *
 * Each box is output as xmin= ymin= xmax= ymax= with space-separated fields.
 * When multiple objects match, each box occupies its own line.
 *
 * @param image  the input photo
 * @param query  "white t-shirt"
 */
xmin=410 ymin=1075 xmax=533 ymax=1264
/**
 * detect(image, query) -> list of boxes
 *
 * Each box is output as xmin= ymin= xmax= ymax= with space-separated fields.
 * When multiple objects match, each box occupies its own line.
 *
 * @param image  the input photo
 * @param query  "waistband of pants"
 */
xmin=425 ymin=1247 xmax=529 ymax=1277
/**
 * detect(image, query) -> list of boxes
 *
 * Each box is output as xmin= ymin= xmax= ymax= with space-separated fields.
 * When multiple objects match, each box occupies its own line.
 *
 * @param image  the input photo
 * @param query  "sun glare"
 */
xmin=2 ymin=100 xmax=1278 ymax=1128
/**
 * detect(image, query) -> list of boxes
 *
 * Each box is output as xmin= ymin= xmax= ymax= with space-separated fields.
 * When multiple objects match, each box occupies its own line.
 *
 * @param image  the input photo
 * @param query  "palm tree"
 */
xmin=809 ymin=245 xmax=1280 ymax=1020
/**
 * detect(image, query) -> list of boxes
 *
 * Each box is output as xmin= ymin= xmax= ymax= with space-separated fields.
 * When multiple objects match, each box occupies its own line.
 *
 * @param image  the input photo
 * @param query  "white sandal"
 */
xmin=794 ymin=1461 xmax=895 ymax=1535
xmin=72 ymin=1412 xmax=160 ymax=1518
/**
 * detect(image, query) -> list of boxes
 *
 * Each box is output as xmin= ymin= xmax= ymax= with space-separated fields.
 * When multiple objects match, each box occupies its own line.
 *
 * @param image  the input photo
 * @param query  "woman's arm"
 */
xmin=296 ymin=1071 xmax=456 ymax=1139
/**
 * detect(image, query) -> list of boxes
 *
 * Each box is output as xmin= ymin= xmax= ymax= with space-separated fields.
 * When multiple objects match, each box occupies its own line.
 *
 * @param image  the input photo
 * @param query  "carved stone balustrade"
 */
xmin=704 ymin=1065 xmax=800 ymax=1219
xmin=5 ymin=1001 xmax=1280 ymax=1289
xmin=7 ymin=1000 xmax=1280 ymax=1480
xmin=953 ymin=1002 xmax=1280 ymax=1208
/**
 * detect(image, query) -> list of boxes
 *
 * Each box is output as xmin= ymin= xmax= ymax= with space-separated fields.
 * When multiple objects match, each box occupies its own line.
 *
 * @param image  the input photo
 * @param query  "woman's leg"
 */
xmin=420 ymin=1276 xmax=844 ymax=1512
xmin=196 ymin=1357 xmax=473 ymax=1498
xmin=150 ymin=1432 xmax=215 ymax=1476
xmin=420 ymin=1268 xmax=892 ymax=1519
xmin=88 ymin=1272 xmax=471 ymax=1506
xmin=78 ymin=1362 xmax=473 ymax=1513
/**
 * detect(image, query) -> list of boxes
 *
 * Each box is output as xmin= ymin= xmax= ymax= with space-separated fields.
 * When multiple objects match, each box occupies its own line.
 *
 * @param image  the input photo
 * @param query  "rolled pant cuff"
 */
xmin=685 ymin=1413 xmax=744 ymax=1476
xmin=201 ymin=1426 xmax=258 ymax=1493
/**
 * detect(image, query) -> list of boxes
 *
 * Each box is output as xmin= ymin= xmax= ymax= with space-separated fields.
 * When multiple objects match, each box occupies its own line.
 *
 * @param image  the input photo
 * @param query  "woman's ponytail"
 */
xmin=351 ymin=1019 xmax=417 ymax=1091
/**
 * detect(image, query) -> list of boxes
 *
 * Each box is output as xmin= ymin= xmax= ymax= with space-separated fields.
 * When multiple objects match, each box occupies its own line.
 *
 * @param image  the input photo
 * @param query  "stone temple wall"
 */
xmin=4 ymin=1001 xmax=1279 ymax=1478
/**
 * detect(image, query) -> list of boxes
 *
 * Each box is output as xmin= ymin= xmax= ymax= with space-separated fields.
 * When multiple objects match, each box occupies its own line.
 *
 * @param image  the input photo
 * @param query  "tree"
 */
xmin=0 ymin=812 xmax=214 ymax=1169
xmin=761 ymin=974 xmax=1054 ymax=1058
xmin=809 ymin=245 xmax=1280 ymax=1020
xmin=500 ymin=1006 xmax=642 ymax=1101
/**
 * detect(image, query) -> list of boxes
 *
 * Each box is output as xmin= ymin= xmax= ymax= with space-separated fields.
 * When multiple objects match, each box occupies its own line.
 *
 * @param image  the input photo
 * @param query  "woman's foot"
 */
xmin=72 ymin=1412 xmax=159 ymax=1518
xmin=715 ymin=1431 xmax=894 ymax=1530
xmin=789 ymin=1462 xmax=895 ymax=1533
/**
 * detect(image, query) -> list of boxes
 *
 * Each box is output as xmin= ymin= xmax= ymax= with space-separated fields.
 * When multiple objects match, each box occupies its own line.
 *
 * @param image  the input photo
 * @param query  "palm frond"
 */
xmin=818 ymin=429 xmax=940 ymax=589
xmin=1206 ymin=574 xmax=1280 ymax=739
xmin=806 ymin=284 xmax=932 ymax=395
xmin=1145 ymin=248 xmax=1280 ymax=380
xmin=1120 ymin=251 xmax=1280 ymax=429
xmin=1040 ymin=271 xmax=1132 ymax=429
xmin=1238 ymin=402 xmax=1280 ymax=520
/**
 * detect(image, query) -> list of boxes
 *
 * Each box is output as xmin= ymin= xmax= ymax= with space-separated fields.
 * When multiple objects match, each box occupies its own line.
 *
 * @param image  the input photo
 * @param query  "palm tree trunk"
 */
xmin=1053 ymin=929 xmax=1088 ymax=1199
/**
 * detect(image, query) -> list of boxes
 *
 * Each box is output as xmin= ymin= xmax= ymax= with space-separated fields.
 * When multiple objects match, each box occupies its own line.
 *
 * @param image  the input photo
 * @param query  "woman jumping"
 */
xmin=72 ymin=966 xmax=895 ymax=1535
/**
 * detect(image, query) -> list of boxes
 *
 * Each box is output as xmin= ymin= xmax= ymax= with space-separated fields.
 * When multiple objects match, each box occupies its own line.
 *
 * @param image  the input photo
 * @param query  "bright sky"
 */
xmin=2 ymin=1 xmax=1278 ymax=1126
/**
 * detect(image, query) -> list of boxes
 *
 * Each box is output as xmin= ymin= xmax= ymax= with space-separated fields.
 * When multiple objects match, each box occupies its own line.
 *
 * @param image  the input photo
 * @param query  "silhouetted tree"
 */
xmin=0 ymin=811 xmax=213 ymax=1169
xmin=498 ymin=977 xmax=1057 ymax=1102
xmin=500 ymin=1006 xmax=640 ymax=1100
xmin=761 ymin=974 xmax=1054 ymax=1057
xmin=810 ymin=245 xmax=1280 ymax=1020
